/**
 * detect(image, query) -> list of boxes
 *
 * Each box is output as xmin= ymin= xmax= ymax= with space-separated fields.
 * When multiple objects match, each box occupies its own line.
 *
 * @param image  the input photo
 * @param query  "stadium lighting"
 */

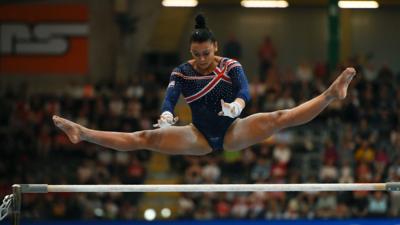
xmin=241 ymin=0 xmax=289 ymax=8
xmin=161 ymin=208 xmax=172 ymax=218
xmin=338 ymin=1 xmax=379 ymax=8
xmin=162 ymin=0 xmax=198 ymax=7
xmin=144 ymin=208 xmax=156 ymax=221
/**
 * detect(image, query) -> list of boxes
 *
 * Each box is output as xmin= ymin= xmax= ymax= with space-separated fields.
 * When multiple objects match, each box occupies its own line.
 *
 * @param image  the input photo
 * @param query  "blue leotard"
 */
xmin=161 ymin=57 xmax=250 ymax=151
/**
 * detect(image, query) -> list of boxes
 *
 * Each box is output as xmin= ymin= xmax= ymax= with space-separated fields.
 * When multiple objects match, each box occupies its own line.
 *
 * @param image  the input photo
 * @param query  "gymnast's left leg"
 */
xmin=223 ymin=67 xmax=356 ymax=151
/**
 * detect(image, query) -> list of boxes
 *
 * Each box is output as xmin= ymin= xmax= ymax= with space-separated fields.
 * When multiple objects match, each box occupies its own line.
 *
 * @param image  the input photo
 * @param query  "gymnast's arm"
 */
xmin=156 ymin=72 xmax=181 ymax=128
xmin=219 ymin=63 xmax=251 ymax=118
xmin=161 ymin=72 xmax=181 ymax=114
xmin=231 ymin=63 xmax=251 ymax=108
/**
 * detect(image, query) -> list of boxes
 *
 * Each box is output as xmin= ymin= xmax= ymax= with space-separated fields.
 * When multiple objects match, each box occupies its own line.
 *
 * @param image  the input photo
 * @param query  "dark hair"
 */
xmin=190 ymin=14 xmax=216 ymax=43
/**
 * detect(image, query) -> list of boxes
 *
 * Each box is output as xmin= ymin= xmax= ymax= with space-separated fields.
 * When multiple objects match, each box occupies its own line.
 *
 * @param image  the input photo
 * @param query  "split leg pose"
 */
xmin=53 ymin=68 xmax=355 ymax=155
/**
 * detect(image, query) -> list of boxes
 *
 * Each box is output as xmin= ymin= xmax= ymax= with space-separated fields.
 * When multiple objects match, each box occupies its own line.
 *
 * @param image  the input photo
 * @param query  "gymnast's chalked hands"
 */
xmin=153 ymin=111 xmax=179 ymax=128
xmin=218 ymin=99 xmax=243 ymax=118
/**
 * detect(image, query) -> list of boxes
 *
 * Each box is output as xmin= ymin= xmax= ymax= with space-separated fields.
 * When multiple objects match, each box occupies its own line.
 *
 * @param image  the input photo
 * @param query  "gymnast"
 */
xmin=53 ymin=14 xmax=356 ymax=156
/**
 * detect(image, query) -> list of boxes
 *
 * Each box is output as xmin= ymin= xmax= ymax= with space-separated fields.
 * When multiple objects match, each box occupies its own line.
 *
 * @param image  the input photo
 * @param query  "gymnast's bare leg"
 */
xmin=223 ymin=67 xmax=356 ymax=151
xmin=52 ymin=116 xmax=212 ymax=155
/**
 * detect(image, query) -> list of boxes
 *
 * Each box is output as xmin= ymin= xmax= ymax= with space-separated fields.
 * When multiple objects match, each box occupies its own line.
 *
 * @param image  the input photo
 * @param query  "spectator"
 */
xmin=231 ymin=195 xmax=249 ymax=219
xmin=223 ymin=34 xmax=242 ymax=60
xmin=177 ymin=194 xmax=195 ymax=219
xmin=323 ymin=138 xmax=338 ymax=164
xmin=202 ymin=157 xmax=221 ymax=183
xmin=355 ymin=140 xmax=375 ymax=164
xmin=339 ymin=160 xmax=354 ymax=183
xmin=315 ymin=192 xmax=337 ymax=218
xmin=250 ymin=157 xmax=271 ymax=182
xmin=336 ymin=202 xmax=351 ymax=219
xmin=272 ymin=143 xmax=291 ymax=166
xmin=215 ymin=194 xmax=231 ymax=219
xmin=265 ymin=199 xmax=283 ymax=219
xmin=351 ymin=189 xmax=369 ymax=218
xmin=367 ymin=191 xmax=388 ymax=217
xmin=296 ymin=61 xmax=313 ymax=84
xmin=319 ymin=158 xmax=339 ymax=182
xmin=258 ymin=36 xmax=277 ymax=82
xmin=275 ymin=89 xmax=296 ymax=110
xmin=184 ymin=160 xmax=203 ymax=184
xmin=248 ymin=192 xmax=265 ymax=219
xmin=125 ymin=156 xmax=146 ymax=184
xmin=283 ymin=197 xmax=300 ymax=219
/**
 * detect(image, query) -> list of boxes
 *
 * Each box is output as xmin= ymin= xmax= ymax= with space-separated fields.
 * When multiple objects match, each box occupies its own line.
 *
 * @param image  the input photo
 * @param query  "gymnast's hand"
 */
xmin=218 ymin=99 xmax=243 ymax=118
xmin=153 ymin=111 xmax=179 ymax=128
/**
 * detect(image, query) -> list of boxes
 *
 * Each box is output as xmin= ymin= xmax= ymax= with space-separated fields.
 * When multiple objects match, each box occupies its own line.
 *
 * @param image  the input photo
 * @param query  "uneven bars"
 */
xmin=16 ymin=182 xmax=400 ymax=193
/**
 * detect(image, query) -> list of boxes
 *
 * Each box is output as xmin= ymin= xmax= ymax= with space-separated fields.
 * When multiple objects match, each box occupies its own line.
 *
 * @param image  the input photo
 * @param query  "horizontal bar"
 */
xmin=19 ymin=184 xmax=48 ymax=193
xmin=15 ymin=183 xmax=400 ymax=193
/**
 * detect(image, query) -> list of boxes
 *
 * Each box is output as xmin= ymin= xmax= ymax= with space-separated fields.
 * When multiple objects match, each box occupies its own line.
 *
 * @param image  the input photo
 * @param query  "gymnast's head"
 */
xmin=190 ymin=14 xmax=218 ymax=70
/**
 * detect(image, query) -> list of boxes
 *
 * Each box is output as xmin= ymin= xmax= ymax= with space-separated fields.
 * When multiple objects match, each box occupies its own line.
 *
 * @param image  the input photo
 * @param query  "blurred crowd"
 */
xmin=0 ymin=76 xmax=156 ymax=219
xmin=1 ymin=52 xmax=400 ymax=220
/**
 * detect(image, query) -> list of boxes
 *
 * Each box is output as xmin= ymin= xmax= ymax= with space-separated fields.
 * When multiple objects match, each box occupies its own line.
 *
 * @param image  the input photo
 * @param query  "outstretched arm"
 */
xmin=157 ymin=70 xmax=182 ymax=128
xmin=161 ymin=79 xmax=181 ymax=114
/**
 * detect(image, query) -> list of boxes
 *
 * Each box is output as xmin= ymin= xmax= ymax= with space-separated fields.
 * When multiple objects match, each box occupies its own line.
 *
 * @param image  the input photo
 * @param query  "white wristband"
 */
xmin=222 ymin=101 xmax=243 ymax=118
xmin=161 ymin=111 xmax=173 ymax=118
xmin=230 ymin=102 xmax=243 ymax=117
xmin=153 ymin=111 xmax=176 ymax=128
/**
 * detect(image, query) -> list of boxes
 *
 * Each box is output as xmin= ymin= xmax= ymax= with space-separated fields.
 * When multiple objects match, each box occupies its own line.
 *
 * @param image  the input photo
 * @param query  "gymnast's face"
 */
xmin=190 ymin=41 xmax=218 ymax=70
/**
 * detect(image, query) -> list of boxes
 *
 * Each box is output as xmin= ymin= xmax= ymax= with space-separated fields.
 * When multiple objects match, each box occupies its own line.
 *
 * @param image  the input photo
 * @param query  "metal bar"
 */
xmin=386 ymin=182 xmax=400 ymax=191
xmin=20 ymin=184 xmax=48 ymax=193
xmin=11 ymin=185 xmax=21 ymax=225
xmin=24 ymin=183 xmax=398 ymax=193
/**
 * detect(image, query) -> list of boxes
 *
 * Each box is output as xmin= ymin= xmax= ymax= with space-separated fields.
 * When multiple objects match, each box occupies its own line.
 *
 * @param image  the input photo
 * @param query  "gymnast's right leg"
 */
xmin=223 ymin=67 xmax=356 ymax=151
xmin=52 ymin=115 xmax=212 ymax=156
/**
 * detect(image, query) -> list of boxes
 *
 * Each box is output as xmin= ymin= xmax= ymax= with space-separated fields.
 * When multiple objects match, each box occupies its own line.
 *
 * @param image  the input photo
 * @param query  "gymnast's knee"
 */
xmin=133 ymin=130 xmax=160 ymax=149
xmin=269 ymin=109 xmax=291 ymax=130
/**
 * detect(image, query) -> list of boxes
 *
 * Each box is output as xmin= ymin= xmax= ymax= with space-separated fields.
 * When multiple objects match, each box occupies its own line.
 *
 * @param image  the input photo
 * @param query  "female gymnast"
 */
xmin=53 ymin=14 xmax=356 ymax=156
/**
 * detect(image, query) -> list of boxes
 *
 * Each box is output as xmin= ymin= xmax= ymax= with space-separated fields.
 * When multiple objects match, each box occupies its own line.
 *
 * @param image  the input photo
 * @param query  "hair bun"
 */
xmin=195 ymin=14 xmax=207 ymax=29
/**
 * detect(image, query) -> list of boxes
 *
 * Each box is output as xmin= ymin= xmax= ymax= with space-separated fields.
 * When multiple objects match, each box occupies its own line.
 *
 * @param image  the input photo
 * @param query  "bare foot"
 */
xmin=326 ymin=67 xmax=356 ymax=100
xmin=53 ymin=115 xmax=83 ymax=144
